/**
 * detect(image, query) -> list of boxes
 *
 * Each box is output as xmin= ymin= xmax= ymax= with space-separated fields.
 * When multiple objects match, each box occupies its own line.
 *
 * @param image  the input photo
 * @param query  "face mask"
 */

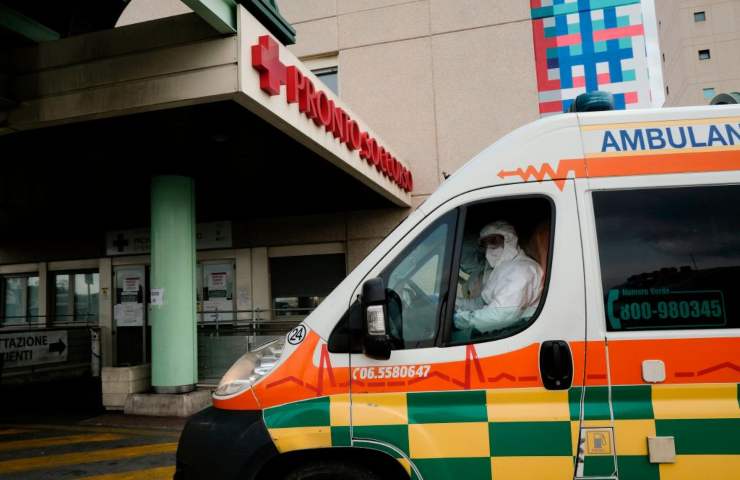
xmin=486 ymin=246 xmax=503 ymax=267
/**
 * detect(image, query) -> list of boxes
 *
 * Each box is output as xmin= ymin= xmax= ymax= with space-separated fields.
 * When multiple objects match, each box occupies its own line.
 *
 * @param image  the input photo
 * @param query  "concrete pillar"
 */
xmin=150 ymin=176 xmax=197 ymax=393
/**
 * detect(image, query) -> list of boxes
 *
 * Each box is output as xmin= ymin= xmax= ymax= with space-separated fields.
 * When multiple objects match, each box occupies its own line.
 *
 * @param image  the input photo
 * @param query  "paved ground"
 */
xmin=0 ymin=414 xmax=184 ymax=479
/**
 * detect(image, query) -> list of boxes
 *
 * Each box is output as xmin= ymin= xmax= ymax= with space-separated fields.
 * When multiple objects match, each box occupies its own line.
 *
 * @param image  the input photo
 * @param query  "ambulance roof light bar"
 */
xmin=568 ymin=91 xmax=615 ymax=113
xmin=710 ymin=92 xmax=740 ymax=105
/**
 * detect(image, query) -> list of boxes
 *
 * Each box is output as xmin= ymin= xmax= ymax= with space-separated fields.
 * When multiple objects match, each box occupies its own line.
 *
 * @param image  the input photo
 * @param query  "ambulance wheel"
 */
xmin=283 ymin=460 xmax=382 ymax=480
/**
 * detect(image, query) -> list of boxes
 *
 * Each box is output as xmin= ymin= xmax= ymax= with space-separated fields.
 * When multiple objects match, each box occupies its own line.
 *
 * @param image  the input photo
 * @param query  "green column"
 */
xmin=150 ymin=176 xmax=197 ymax=393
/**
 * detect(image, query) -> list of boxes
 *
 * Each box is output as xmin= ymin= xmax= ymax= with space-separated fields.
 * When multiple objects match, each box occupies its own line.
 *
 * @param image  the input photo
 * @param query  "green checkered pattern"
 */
xmin=263 ymin=384 xmax=740 ymax=479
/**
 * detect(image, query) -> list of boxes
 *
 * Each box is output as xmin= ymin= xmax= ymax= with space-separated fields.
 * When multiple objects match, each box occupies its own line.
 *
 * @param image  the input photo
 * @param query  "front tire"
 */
xmin=283 ymin=460 xmax=383 ymax=480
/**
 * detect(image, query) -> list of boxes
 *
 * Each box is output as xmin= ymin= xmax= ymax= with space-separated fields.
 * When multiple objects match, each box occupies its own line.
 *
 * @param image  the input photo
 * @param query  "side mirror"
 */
xmin=361 ymin=277 xmax=391 ymax=360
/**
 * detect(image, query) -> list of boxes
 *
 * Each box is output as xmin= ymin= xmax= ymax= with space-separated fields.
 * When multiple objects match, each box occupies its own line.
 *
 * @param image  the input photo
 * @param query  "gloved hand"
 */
xmin=454 ymin=311 xmax=472 ymax=330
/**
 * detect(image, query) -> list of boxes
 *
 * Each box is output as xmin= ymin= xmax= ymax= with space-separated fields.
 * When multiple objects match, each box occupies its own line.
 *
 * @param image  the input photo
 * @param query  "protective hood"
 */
xmin=479 ymin=221 xmax=519 ymax=268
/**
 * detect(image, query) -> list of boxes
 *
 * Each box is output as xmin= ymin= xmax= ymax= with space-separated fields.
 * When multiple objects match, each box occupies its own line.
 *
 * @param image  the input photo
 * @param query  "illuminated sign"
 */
xmin=251 ymin=35 xmax=413 ymax=193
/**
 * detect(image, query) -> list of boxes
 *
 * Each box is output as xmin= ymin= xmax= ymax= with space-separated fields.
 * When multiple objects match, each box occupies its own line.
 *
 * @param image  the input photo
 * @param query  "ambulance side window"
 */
xmin=594 ymin=185 xmax=740 ymax=331
xmin=447 ymin=197 xmax=552 ymax=345
xmin=380 ymin=210 xmax=457 ymax=350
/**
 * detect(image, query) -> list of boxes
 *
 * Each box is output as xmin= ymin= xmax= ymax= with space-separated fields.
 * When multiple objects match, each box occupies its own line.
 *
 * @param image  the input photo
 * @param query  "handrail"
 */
xmin=0 ymin=307 xmax=315 ymax=332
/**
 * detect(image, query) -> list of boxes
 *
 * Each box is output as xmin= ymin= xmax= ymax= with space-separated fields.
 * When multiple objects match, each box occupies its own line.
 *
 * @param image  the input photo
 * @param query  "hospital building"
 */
xmin=0 ymin=0 xmax=735 ymax=413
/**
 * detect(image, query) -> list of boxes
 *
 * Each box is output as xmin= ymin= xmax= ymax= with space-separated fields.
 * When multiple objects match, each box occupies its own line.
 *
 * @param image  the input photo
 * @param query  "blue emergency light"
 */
xmin=569 ymin=91 xmax=615 ymax=113
xmin=710 ymin=92 xmax=740 ymax=105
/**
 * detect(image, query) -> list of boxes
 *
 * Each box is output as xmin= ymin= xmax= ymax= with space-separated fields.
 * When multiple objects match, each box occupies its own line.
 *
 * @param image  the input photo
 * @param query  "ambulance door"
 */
xmin=349 ymin=180 xmax=586 ymax=480
xmin=580 ymin=172 xmax=740 ymax=480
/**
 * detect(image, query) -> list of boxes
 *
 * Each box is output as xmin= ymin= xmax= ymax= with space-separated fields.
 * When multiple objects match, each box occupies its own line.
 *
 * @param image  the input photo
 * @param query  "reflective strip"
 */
xmin=351 ymin=393 xmax=408 ymax=426
xmin=487 ymin=388 xmax=569 ymax=422
xmin=408 ymin=422 xmax=489 ymax=459
xmin=329 ymin=394 xmax=350 ymax=427
xmin=659 ymin=455 xmax=740 ymax=480
xmin=269 ymin=426 xmax=331 ymax=452
xmin=490 ymin=456 xmax=574 ymax=480
xmin=652 ymin=383 xmax=740 ymax=419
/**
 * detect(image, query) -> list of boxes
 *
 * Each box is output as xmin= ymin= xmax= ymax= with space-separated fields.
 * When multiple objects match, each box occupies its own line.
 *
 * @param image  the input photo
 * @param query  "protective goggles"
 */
xmin=479 ymin=234 xmax=505 ymax=248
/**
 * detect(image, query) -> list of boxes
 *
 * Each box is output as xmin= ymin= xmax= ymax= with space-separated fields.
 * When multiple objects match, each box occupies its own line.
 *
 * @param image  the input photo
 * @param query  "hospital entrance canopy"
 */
xmin=0 ymin=1 xmax=413 ymax=217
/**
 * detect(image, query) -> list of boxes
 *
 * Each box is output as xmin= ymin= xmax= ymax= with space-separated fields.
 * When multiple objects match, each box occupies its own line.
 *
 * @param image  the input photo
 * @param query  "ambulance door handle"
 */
xmin=539 ymin=340 xmax=573 ymax=390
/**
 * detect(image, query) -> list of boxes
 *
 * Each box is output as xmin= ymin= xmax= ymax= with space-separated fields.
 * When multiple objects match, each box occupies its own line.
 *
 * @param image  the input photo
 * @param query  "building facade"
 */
xmin=0 ymin=1 xmax=413 ymax=398
xmin=0 ymin=0 xmax=668 ymax=397
xmin=656 ymin=0 xmax=740 ymax=106
xmin=279 ymin=0 xmax=662 ymax=203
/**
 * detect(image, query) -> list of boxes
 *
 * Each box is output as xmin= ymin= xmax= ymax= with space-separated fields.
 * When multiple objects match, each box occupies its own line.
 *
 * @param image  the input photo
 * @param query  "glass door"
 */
xmin=199 ymin=261 xmax=235 ymax=323
xmin=113 ymin=266 xmax=148 ymax=365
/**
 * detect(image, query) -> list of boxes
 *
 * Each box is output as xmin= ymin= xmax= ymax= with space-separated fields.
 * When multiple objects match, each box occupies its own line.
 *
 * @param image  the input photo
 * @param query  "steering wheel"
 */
xmin=400 ymin=284 xmax=418 ymax=307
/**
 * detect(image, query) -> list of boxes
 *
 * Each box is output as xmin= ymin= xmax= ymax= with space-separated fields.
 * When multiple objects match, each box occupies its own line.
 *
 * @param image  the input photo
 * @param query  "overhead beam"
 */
xmin=179 ymin=0 xmax=237 ymax=34
xmin=241 ymin=0 xmax=296 ymax=45
xmin=0 ymin=4 xmax=60 ymax=43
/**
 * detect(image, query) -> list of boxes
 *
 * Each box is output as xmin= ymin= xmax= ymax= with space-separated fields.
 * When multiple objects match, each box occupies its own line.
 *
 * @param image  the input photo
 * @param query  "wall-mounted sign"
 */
xmin=251 ymin=35 xmax=413 ymax=193
xmin=106 ymin=221 xmax=232 ymax=256
xmin=0 ymin=330 xmax=68 ymax=368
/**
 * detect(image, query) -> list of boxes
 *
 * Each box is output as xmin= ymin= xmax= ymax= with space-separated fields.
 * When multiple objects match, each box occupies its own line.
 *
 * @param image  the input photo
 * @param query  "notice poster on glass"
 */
xmin=115 ymin=268 xmax=145 ymax=327
xmin=114 ymin=303 xmax=144 ymax=327
xmin=207 ymin=272 xmax=227 ymax=294
xmin=202 ymin=265 xmax=234 ymax=322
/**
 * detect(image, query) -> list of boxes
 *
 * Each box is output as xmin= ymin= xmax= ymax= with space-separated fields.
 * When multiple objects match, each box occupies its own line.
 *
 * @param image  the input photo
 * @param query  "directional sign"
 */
xmin=0 ymin=331 xmax=68 ymax=368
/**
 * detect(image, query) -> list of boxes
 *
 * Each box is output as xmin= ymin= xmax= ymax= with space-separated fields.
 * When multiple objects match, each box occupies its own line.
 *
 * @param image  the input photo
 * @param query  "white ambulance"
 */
xmin=176 ymin=102 xmax=740 ymax=480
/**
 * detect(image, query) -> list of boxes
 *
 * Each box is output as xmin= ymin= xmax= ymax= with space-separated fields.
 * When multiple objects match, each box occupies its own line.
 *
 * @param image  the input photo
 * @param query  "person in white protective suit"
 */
xmin=454 ymin=221 xmax=544 ymax=334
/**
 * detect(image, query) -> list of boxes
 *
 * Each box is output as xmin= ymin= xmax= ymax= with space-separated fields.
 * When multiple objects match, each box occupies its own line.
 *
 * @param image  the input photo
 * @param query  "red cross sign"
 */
xmin=251 ymin=35 xmax=286 ymax=96
xmin=250 ymin=35 xmax=414 ymax=193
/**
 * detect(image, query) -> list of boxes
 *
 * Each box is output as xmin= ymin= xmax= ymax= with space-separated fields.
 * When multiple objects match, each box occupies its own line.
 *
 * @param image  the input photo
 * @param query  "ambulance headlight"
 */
xmin=213 ymin=339 xmax=284 ymax=398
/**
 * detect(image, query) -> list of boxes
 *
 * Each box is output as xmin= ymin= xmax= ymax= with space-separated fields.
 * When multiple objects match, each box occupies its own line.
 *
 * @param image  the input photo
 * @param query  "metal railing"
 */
xmin=196 ymin=307 xmax=315 ymax=339
xmin=0 ymin=314 xmax=99 ymax=330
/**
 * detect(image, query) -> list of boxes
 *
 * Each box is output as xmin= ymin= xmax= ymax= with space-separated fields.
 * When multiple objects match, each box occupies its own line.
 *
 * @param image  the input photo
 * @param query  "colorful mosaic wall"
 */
xmin=531 ymin=0 xmax=652 ymax=114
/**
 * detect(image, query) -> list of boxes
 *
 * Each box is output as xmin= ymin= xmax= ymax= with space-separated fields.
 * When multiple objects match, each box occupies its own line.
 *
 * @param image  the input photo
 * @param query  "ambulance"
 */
xmin=176 ymin=101 xmax=740 ymax=480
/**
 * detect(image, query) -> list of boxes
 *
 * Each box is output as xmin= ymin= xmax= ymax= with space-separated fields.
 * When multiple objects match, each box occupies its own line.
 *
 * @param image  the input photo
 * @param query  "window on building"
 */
xmin=270 ymin=254 xmax=346 ymax=318
xmin=53 ymin=271 xmax=99 ymax=324
xmin=662 ymin=53 xmax=666 ymax=63
xmin=593 ymin=186 xmax=740 ymax=331
xmin=1 ymin=274 xmax=39 ymax=326
xmin=448 ymin=198 xmax=551 ymax=345
xmin=313 ymin=67 xmax=338 ymax=95
xmin=694 ymin=11 xmax=706 ymax=22
xmin=666 ymin=85 xmax=670 ymax=96
xmin=703 ymin=87 xmax=716 ymax=100
xmin=698 ymin=49 xmax=711 ymax=60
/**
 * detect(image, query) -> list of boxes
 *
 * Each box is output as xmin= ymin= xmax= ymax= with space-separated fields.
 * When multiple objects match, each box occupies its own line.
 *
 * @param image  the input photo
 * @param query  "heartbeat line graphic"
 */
xmin=498 ymin=159 xmax=586 ymax=191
